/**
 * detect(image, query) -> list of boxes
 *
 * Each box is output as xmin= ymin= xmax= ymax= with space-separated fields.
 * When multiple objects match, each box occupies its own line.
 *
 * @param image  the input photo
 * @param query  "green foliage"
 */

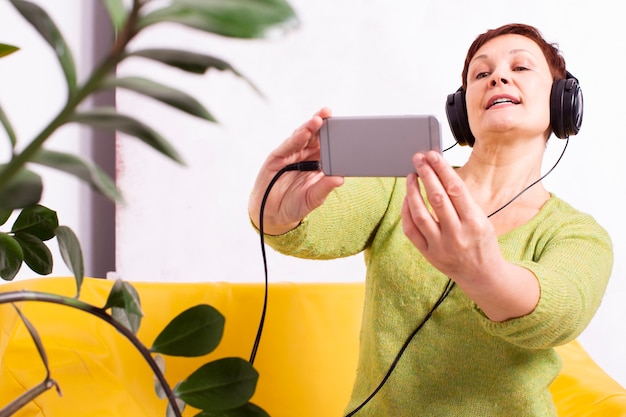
xmin=103 ymin=76 xmax=217 ymax=122
xmin=151 ymin=304 xmax=225 ymax=357
xmin=0 ymin=0 xmax=299 ymax=415
xmin=0 ymin=305 xmax=60 ymax=416
xmin=137 ymin=0 xmax=299 ymax=38
xmin=0 ymin=167 xmax=42 ymax=210
xmin=175 ymin=358 xmax=260 ymax=411
xmin=102 ymin=0 xmax=126 ymax=30
xmin=0 ymin=205 xmax=73 ymax=281
xmin=32 ymin=149 xmax=123 ymax=202
xmin=0 ymin=0 xmax=298 ymax=282
xmin=12 ymin=305 xmax=51 ymax=376
xmin=0 ymin=232 xmax=23 ymax=280
xmin=9 ymin=0 xmax=77 ymax=95
xmin=12 ymin=204 xmax=59 ymax=241
xmin=104 ymin=278 xmax=143 ymax=333
xmin=0 ymin=43 xmax=19 ymax=59
xmin=55 ymin=226 xmax=84 ymax=294
xmin=195 ymin=402 xmax=271 ymax=417
xmin=0 ymin=0 xmax=299 ymax=206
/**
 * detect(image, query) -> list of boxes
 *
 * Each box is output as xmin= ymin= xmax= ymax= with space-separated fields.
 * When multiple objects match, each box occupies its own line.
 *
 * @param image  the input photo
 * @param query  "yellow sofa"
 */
xmin=1 ymin=277 xmax=625 ymax=416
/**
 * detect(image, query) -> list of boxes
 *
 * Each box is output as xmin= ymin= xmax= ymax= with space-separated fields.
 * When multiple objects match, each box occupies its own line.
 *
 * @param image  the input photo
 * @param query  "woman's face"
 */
xmin=464 ymin=34 xmax=554 ymax=144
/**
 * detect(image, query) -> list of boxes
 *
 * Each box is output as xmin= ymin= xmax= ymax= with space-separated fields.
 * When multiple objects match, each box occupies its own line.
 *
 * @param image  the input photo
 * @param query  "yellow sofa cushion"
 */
xmin=0 ymin=277 xmax=625 ymax=416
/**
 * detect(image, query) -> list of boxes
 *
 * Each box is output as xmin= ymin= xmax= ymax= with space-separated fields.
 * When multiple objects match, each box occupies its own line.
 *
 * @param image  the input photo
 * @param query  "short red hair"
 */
xmin=461 ymin=23 xmax=567 ymax=89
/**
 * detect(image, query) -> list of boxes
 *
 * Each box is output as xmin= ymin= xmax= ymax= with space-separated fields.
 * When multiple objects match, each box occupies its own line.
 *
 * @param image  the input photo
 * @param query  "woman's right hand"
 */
xmin=248 ymin=107 xmax=345 ymax=236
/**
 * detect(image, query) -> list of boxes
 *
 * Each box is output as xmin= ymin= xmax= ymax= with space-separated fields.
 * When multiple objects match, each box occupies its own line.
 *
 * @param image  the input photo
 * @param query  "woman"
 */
xmin=248 ymin=23 xmax=613 ymax=416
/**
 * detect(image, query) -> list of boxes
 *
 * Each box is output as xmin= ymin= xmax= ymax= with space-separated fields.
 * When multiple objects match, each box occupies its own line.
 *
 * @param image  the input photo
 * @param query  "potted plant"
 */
xmin=0 ymin=0 xmax=298 ymax=416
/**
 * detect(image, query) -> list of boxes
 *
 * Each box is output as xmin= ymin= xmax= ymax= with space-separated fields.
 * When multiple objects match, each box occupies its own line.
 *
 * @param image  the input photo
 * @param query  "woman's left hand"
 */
xmin=401 ymin=151 xmax=539 ymax=321
xmin=401 ymin=151 xmax=500 ymax=279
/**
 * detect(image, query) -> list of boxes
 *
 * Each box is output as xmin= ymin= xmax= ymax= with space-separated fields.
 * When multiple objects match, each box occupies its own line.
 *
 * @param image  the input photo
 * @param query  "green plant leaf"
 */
xmin=104 ymin=279 xmax=143 ymax=334
xmin=9 ymin=0 xmax=77 ymax=95
xmin=151 ymin=304 xmax=225 ymax=357
xmin=0 ymin=209 xmax=12 ymax=226
xmin=55 ymin=226 xmax=84 ymax=294
xmin=127 ymin=49 xmax=262 ymax=95
xmin=13 ymin=305 xmax=51 ymax=376
xmin=0 ymin=43 xmax=19 ymax=58
xmin=0 ymin=232 xmax=24 ymax=280
xmin=68 ymin=108 xmax=185 ymax=165
xmin=139 ymin=0 xmax=299 ymax=39
xmin=102 ymin=0 xmax=127 ymax=30
xmin=194 ymin=402 xmax=270 ymax=417
xmin=11 ymin=204 xmax=58 ymax=241
xmin=103 ymin=76 xmax=216 ymax=122
xmin=0 ymin=101 xmax=18 ymax=148
xmin=31 ymin=149 xmax=123 ymax=203
xmin=175 ymin=357 xmax=259 ymax=412
xmin=13 ymin=232 xmax=53 ymax=275
xmin=127 ymin=49 xmax=233 ymax=75
xmin=112 ymin=302 xmax=143 ymax=335
xmin=0 ymin=166 xmax=42 ymax=210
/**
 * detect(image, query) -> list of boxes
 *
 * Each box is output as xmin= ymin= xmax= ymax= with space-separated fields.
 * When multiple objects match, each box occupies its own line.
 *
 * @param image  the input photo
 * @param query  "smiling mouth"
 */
xmin=487 ymin=97 xmax=520 ymax=109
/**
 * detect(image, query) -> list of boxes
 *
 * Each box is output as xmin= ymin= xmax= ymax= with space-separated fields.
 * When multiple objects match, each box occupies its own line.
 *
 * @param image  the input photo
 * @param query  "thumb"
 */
xmin=308 ymin=176 xmax=344 ymax=209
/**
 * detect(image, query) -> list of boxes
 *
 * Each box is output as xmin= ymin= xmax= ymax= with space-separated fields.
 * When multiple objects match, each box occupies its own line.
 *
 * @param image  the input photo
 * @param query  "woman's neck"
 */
xmin=455 ymin=140 xmax=550 ymax=225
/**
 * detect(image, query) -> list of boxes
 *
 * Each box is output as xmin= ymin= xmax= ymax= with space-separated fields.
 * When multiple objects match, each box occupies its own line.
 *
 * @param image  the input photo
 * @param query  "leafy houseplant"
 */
xmin=0 ymin=0 xmax=298 ymax=416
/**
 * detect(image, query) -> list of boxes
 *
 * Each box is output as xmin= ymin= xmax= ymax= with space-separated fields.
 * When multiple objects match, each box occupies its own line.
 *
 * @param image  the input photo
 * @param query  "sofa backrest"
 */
xmin=1 ymin=277 xmax=625 ymax=416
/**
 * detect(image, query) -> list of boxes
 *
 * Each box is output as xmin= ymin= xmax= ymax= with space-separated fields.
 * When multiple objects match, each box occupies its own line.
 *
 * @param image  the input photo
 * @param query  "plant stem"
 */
xmin=0 ymin=378 xmax=58 ymax=417
xmin=0 ymin=291 xmax=183 ymax=417
xmin=0 ymin=0 xmax=143 ymax=191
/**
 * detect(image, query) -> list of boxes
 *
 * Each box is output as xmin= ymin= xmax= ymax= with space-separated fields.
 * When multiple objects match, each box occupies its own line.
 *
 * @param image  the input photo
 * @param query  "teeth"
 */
xmin=491 ymin=98 xmax=513 ymax=106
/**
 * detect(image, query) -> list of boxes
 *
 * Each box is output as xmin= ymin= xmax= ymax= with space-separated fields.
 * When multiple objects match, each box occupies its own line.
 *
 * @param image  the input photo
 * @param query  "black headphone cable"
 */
xmin=344 ymin=137 xmax=569 ymax=415
xmin=249 ymin=160 xmax=321 ymax=365
xmin=250 ymin=136 xmax=569 ymax=413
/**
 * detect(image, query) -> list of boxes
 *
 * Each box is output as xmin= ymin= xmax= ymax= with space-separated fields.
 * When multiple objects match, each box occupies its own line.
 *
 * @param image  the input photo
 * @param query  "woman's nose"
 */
xmin=490 ymin=74 xmax=509 ymax=86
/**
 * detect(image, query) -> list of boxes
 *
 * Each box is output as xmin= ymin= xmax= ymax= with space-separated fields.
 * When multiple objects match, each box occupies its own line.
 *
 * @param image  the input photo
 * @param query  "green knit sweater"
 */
xmin=263 ymin=177 xmax=613 ymax=416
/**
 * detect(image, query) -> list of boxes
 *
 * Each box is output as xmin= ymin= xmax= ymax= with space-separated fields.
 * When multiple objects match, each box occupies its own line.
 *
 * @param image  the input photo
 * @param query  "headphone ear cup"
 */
xmin=550 ymin=73 xmax=583 ymax=139
xmin=445 ymin=87 xmax=475 ymax=147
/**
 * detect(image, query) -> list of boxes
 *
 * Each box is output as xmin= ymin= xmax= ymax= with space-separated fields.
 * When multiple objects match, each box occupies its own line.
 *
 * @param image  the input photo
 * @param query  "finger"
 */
xmin=308 ymin=174 xmax=345 ymax=208
xmin=402 ymin=196 xmax=428 ymax=252
xmin=272 ymin=108 xmax=332 ymax=160
xmin=315 ymin=106 xmax=333 ymax=119
xmin=403 ymin=173 xmax=440 ymax=249
xmin=423 ymin=151 xmax=479 ymax=222
xmin=412 ymin=153 xmax=461 ymax=233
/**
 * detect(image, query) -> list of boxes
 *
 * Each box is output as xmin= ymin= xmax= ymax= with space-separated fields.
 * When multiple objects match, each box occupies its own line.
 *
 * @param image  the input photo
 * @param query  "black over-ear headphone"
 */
xmin=445 ymin=71 xmax=583 ymax=146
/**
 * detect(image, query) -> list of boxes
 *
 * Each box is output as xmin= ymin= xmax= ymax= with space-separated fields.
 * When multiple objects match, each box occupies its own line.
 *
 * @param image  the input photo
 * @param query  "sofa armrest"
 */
xmin=552 ymin=340 xmax=626 ymax=416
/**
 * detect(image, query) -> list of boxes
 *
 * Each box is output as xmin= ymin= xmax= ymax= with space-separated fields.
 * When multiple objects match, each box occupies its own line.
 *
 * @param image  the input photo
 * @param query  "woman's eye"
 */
xmin=513 ymin=66 xmax=528 ymax=72
xmin=476 ymin=72 xmax=490 ymax=79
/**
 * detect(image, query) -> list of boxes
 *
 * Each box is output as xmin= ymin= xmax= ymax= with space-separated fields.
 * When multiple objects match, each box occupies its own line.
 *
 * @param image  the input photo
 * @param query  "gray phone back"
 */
xmin=319 ymin=115 xmax=441 ymax=177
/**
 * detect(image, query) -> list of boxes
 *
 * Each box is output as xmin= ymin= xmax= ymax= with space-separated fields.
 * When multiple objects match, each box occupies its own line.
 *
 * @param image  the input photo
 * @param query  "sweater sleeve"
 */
xmin=261 ymin=177 xmax=398 ymax=260
xmin=476 ymin=202 xmax=614 ymax=349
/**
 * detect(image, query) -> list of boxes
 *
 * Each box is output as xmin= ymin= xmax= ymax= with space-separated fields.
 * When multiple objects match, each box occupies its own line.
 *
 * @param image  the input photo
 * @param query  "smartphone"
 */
xmin=319 ymin=115 xmax=442 ymax=177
